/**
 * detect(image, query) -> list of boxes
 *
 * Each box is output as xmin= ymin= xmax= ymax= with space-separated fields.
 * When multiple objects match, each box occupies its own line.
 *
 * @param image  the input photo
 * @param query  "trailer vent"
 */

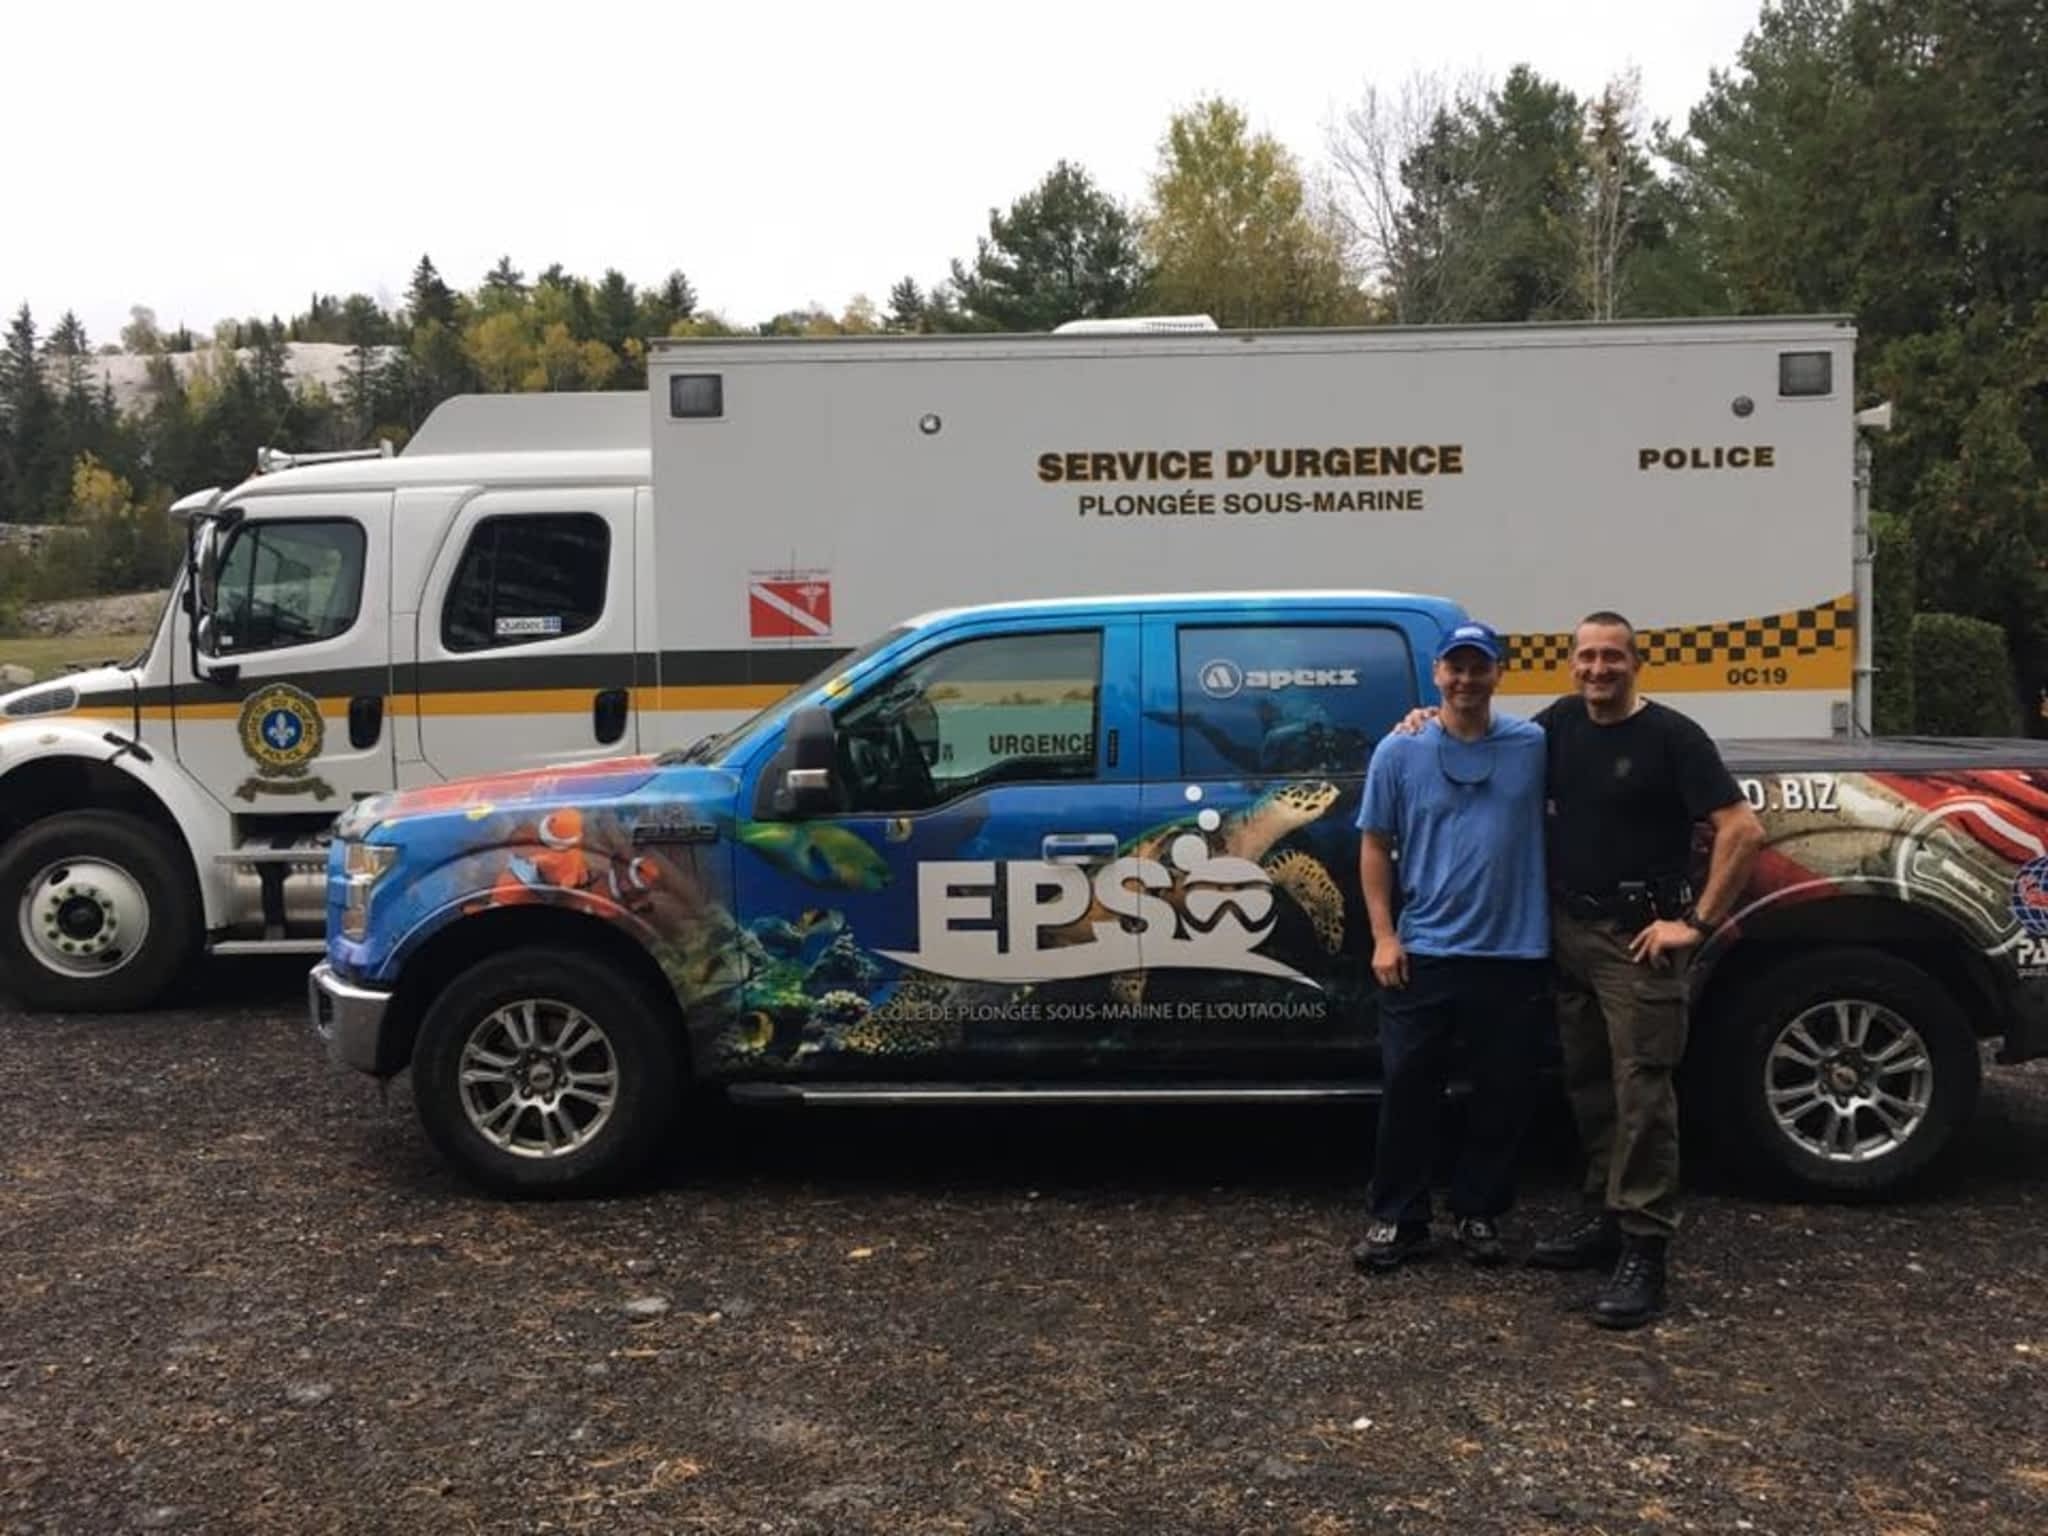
xmin=1778 ymin=351 xmax=1833 ymax=397
xmin=669 ymin=373 xmax=724 ymax=419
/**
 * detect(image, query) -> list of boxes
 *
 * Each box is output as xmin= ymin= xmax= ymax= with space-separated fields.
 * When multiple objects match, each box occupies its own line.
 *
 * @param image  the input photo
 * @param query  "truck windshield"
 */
xmin=664 ymin=625 xmax=913 ymax=765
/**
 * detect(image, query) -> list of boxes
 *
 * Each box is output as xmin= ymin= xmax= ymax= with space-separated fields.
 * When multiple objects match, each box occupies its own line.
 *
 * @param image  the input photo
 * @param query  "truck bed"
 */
xmin=1717 ymin=736 xmax=2048 ymax=772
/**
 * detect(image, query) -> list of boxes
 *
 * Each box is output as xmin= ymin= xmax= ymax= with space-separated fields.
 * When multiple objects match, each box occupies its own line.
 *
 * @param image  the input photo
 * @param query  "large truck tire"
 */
xmin=0 ymin=811 xmax=200 ymax=1014
xmin=411 ymin=947 xmax=682 ymax=1197
xmin=1710 ymin=947 xmax=1980 ymax=1197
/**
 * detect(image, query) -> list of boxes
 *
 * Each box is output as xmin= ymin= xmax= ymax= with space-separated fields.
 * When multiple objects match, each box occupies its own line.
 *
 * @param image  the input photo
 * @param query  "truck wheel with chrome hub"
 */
xmin=412 ymin=947 xmax=682 ymax=1196
xmin=1716 ymin=947 xmax=1979 ymax=1196
xmin=0 ymin=811 xmax=198 ymax=1012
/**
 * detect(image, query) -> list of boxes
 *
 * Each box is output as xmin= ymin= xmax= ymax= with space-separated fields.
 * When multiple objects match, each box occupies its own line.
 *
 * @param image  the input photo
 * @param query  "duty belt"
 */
xmin=1558 ymin=890 xmax=1619 ymax=923
xmin=1555 ymin=878 xmax=1694 ymax=925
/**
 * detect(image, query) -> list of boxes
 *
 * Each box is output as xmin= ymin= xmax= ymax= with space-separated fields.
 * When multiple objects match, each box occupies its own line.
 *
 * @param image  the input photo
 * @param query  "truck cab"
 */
xmin=0 ymin=393 xmax=649 ymax=1011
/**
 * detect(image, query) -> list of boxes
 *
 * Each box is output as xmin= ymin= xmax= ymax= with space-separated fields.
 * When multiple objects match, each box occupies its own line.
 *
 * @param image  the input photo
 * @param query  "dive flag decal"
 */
xmin=749 ymin=574 xmax=833 ymax=639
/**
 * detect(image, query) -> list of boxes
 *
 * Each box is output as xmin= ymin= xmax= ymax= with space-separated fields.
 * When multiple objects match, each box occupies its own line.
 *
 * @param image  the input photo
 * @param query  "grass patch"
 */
xmin=0 ymin=630 xmax=154 ymax=681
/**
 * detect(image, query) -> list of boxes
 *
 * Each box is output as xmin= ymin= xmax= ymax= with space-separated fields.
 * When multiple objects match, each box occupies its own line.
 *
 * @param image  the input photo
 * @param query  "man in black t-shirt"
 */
xmin=1527 ymin=612 xmax=1765 ymax=1330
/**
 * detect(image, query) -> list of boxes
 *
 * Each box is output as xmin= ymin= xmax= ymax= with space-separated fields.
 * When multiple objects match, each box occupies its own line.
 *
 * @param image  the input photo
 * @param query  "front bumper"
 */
xmin=309 ymin=961 xmax=401 ymax=1076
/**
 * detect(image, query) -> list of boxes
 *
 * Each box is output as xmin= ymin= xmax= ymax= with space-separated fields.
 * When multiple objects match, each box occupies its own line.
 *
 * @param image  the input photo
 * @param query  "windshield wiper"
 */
xmin=656 ymin=731 xmax=722 ymax=767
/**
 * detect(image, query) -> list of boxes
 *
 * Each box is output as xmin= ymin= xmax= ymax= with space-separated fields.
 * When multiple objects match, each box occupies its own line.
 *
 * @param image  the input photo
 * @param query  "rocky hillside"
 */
xmin=16 ymin=591 xmax=168 ymax=637
xmin=53 ymin=341 xmax=388 ymax=415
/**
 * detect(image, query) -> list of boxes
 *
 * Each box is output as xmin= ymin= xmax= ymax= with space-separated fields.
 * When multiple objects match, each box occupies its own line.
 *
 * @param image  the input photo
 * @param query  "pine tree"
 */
xmin=887 ymin=277 xmax=927 ymax=332
xmin=1 ymin=305 xmax=65 ymax=522
xmin=483 ymin=256 xmax=527 ymax=298
xmin=407 ymin=254 xmax=458 ymax=329
xmin=659 ymin=271 xmax=696 ymax=320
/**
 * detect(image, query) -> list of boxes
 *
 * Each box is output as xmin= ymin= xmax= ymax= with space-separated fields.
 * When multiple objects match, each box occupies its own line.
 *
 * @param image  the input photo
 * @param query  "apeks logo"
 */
xmin=1198 ymin=659 xmax=1358 ymax=699
xmin=879 ymin=833 xmax=1316 ymax=987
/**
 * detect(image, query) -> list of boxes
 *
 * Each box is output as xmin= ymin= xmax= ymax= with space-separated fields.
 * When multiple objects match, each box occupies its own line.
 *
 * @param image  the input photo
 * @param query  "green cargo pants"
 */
xmin=1551 ymin=904 xmax=1690 ymax=1237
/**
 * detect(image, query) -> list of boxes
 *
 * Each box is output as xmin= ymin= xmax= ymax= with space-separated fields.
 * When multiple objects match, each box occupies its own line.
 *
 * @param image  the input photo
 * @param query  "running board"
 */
xmin=210 ymin=939 xmax=327 ymax=956
xmin=724 ymin=1081 xmax=1435 ymax=1107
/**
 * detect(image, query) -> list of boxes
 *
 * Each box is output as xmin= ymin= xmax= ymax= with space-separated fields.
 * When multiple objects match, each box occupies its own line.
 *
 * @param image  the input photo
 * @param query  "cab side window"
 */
xmin=210 ymin=519 xmax=365 ymax=655
xmin=835 ymin=630 xmax=1101 ymax=812
xmin=1173 ymin=624 xmax=1417 ymax=777
xmin=442 ymin=513 xmax=609 ymax=652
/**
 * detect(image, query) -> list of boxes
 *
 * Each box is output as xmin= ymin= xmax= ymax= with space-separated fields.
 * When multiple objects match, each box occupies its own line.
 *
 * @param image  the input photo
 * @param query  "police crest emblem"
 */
xmin=235 ymin=683 xmax=334 ymax=801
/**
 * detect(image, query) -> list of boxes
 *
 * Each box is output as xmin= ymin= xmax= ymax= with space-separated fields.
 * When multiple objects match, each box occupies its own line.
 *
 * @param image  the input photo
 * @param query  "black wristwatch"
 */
xmin=1681 ymin=906 xmax=1715 ymax=936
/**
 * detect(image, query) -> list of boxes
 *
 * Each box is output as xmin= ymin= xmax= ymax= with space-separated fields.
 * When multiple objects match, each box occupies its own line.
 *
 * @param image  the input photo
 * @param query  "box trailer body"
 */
xmin=649 ymin=317 xmax=1860 ymax=741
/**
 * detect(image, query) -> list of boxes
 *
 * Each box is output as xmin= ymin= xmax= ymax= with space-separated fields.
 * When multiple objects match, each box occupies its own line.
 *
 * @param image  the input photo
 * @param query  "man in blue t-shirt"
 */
xmin=1352 ymin=620 xmax=1550 ymax=1272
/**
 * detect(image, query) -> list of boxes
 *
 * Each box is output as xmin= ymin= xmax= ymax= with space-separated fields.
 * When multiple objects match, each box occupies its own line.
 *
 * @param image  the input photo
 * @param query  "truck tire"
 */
xmin=0 ymin=811 xmax=199 ymax=1013
xmin=1711 ymin=947 xmax=1979 ymax=1197
xmin=411 ymin=947 xmax=682 ymax=1197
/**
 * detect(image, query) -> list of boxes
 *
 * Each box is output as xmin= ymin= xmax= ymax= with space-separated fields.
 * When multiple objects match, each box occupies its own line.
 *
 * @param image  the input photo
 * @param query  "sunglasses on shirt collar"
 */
xmin=1437 ymin=733 xmax=1495 ymax=787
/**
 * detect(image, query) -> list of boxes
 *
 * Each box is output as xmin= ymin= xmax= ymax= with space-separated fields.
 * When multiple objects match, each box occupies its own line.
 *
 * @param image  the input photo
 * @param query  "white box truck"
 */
xmin=0 ymin=317 xmax=1870 ymax=1011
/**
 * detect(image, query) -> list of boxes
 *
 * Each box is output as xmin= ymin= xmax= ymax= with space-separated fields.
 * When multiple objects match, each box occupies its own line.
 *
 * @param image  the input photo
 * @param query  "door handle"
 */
xmin=348 ymin=695 xmax=384 ymax=750
xmin=1041 ymin=832 xmax=1118 ymax=864
xmin=593 ymin=687 xmax=629 ymax=746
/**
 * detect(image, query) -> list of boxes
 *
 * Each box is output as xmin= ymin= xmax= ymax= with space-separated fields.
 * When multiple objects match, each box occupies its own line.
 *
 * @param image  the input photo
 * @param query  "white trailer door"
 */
xmin=411 ymin=488 xmax=639 ymax=779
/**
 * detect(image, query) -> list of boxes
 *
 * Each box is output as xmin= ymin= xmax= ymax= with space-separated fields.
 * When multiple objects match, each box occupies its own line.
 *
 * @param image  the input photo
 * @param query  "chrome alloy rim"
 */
xmin=459 ymin=998 xmax=619 ymax=1159
xmin=1765 ymin=999 xmax=1933 ymax=1163
xmin=18 ymin=858 xmax=151 ymax=979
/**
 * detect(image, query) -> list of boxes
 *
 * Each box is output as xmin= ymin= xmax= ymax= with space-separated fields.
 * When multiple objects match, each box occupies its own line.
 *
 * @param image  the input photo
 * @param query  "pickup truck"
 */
xmin=309 ymin=591 xmax=2048 ymax=1198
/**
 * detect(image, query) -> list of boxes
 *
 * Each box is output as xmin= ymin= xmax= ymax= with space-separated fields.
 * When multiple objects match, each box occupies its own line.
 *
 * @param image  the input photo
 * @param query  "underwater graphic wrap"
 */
xmin=329 ymin=758 xmax=1375 ymax=1075
xmin=1723 ymin=767 xmax=2048 ymax=973
xmin=330 ymin=753 xmax=2048 ymax=1082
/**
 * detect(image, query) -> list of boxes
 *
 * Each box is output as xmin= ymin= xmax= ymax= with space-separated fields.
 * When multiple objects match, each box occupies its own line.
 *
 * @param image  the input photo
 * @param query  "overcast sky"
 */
xmin=6 ymin=0 xmax=1764 ymax=346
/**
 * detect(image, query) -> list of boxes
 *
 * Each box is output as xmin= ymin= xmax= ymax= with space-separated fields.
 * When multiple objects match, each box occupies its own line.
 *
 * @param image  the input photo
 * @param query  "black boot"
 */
xmin=1527 ymin=1210 xmax=1619 ymax=1271
xmin=1592 ymin=1235 xmax=1668 ymax=1330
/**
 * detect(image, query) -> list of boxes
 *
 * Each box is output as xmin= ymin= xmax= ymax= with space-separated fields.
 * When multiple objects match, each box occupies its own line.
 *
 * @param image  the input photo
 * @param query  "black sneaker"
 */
xmin=1453 ymin=1216 xmax=1507 ymax=1267
xmin=1351 ymin=1220 xmax=1432 ymax=1273
xmin=1592 ymin=1235 xmax=1668 ymax=1330
xmin=1528 ymin=1210 xmax=1621 ymax=1271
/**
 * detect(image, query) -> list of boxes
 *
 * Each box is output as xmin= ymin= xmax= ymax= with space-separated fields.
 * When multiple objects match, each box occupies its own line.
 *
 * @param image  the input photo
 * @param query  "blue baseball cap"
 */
xmin=1434 ymin=620 xmax=1504 ymax=663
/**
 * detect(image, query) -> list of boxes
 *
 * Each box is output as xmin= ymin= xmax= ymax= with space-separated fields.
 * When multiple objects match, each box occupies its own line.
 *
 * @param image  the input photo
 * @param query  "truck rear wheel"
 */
xmin=411 ymin=947 xmax=682 ymax=1197
xmin=0 ymin=811 xmax=198 ymax=1013
xmin=1712 ymin=947 xmax=1979 ymax=1196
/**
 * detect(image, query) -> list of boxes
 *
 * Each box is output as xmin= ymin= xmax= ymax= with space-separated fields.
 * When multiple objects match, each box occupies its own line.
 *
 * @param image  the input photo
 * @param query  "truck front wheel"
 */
xmin=411 ymin=947 xmax=682 ymax=1197
xmin=0 ymin=811 xmax=198 ymax=1013
xmin=1712 ymin=947 xmax=1980 ymax=1196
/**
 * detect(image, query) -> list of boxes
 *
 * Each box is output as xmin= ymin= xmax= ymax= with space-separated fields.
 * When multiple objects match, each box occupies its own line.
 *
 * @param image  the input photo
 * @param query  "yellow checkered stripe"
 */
xmin=1497 ymin=595 xmax=1855 ymax=695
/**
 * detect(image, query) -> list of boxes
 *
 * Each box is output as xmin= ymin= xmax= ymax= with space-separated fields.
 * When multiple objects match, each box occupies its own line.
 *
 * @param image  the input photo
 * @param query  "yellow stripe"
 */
xmin=643 ymin=684 xmax=789 ymax=712
xmin=1495 ymin=652 xmax=1850 ymax=695
xmin=1498 ymin=594 xmax=1854 ymax=695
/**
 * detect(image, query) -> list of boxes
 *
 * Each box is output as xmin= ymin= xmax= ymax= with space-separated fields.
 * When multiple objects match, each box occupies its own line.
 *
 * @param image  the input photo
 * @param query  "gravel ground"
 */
xmin=4 ymin=963 xmax=2046 ymax=1535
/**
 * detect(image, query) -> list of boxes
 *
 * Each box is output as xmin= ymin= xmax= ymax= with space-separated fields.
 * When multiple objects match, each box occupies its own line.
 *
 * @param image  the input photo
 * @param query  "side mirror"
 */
xmin=775 ymin=705 xmax=837 ymax=814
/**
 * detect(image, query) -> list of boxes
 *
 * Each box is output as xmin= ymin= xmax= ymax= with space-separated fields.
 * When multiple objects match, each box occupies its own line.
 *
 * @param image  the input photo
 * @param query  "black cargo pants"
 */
xmin=1551 ymin=905 xmax=1690 ymax=1237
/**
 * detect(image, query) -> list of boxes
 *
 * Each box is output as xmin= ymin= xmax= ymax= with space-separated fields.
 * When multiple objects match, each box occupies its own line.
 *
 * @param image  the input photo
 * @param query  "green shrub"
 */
xmin=1910 ymin=611 xmax=2021 ymax=736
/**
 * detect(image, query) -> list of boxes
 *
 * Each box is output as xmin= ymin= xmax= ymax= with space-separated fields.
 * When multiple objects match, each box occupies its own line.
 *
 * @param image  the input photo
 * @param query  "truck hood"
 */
xmin=330 ymin=753 xmax=743 ymax=980
xmin=344 ymin=753 xmax=687 ymax=836
xmin=0 ymin=665 xmax=134 ymax=723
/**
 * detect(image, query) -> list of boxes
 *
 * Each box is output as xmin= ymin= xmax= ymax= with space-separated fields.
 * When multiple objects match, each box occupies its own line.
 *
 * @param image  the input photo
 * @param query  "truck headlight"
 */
xmin=344 ymin=842 xmax=398 ymax=880
xmin=341 ymin=843 xmax=399 ymax=940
